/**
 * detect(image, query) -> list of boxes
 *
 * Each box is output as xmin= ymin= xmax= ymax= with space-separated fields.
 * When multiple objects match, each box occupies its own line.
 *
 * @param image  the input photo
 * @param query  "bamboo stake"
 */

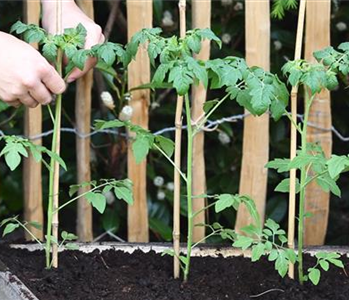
xmin=126 ymin=0 xmax=152 ymax=242
xmin=75 ymin=0 xmax=94 ymax=242
xmin=173 ymin=0 xmax=186 ymax=280
xmin=23 ymin=0 xmax=43 ymax=241
xmin=288 ymin=0 xmax=307 ymax=279
xmin=191 ymin=0 xmax=211 ymax=243
xmin=235 ymin=0 xmax=270 ymax=231
xmin=304 ymin=0 xmax=331 ymax=246
xmin=51 ymin=0 xmax=62 ymax=269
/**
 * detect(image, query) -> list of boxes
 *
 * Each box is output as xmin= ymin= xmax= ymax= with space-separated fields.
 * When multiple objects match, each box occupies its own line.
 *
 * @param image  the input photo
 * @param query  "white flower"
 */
xmin=221 ymin=0 xmax=233 ymax=7
xmin=104 ymin=190 xmax=115 ymax=205
xmin=336 ymin=22 xmax=347 ymax=32
xmin=154 ymin=176 xmax=164 ymax=187
xmin=218 ymin=132 xmax=231 ymax=145
xmin=151 ymin=102 xmax=160 ymax=110
xmin=166 ymin=182 xmax=174 ymax=191
xmin=162 ymin=11 xmax=174 ymax=27
xmin=119 ymin=105 xmax=133 ymax=121
xmin=234 ymin=2 xmax=243 ymax=11
xmin=157 ymin=190 xmax=166 ymax=200
xmin=124 ymin=93 xmax=132 ymax=102
xmin=274 ymin=40 xmax=283 ymax=51
xmin=222 ymin=33 xmax=232 ymax=45
xmin=101 ymin=91 xmax=115 ymax=110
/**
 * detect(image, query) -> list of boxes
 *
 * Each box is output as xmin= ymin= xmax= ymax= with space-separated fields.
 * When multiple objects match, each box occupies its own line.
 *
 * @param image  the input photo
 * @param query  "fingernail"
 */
xmin=67 ymin=77 xmax=76 ymax=83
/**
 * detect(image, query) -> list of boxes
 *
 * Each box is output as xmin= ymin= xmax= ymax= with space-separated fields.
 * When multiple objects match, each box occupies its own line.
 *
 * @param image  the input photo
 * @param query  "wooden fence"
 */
xmin=22 ymin=0 xmax=332 ymax=247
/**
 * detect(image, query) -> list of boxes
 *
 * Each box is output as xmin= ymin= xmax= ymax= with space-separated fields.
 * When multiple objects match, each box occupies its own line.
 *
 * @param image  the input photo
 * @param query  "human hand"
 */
xmin=42 ymin=0 xmax=105 ymax=83
xmin=0 ymin=32 xmax=66 ymax=108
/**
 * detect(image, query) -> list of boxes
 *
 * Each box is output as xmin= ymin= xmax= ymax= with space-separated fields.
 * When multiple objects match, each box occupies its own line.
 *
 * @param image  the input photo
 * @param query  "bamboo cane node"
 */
xmin=173 ymin=232 xmax=181 ymax=239
xmin=175 ymin=122 xmax=182 ymax=129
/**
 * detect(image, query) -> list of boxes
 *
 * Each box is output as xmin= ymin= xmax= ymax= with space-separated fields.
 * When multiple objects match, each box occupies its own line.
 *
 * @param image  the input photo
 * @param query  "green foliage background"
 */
xmin=0 ymin=0 xmax=348 ymax=245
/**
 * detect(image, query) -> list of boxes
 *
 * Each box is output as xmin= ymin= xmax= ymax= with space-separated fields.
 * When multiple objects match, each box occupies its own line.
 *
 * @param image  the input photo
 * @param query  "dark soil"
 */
xmin=0 ymin=244 xmax=348 ymax=300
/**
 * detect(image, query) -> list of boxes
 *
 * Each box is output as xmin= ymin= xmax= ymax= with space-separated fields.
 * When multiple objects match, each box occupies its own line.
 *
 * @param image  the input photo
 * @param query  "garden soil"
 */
xmin=0 ymin=244 xmax=348 ymax=300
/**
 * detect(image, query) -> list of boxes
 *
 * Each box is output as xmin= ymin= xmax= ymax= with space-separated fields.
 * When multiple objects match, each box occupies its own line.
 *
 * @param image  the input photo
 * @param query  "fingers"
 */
xmin=6 ymin=100 xmax=21 ymax=108
xmin=28 ymin=82 xmax=53 ymax=105
xmin=67 ymin=57 xmax=97 ymax=83
xmin=40 ymin=64 xmax=66 ymax=95
xmin=21 ymin=93 xmax=38 ymax=108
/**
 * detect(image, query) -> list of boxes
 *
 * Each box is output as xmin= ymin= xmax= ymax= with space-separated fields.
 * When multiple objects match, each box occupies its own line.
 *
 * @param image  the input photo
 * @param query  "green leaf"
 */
xmin=215 ymin=194 xmax=240 ymax=213
xmin=275 ymin=178 xmax=300 ymax=193
xmin=4 ymin=150 xmax=22 ymax=171
xmin=326 ymin=155 xmax=349 ymax=179
xmin=114 ymin=186 xmax=133 ymax=205
xmin=28 ymin=221 xmax=42 ymax=230
xmin=203 ymin=99 xmax=219 ymax=113
xmin=154 ymin=135 xmax=174 ymax=158
xmin=149 ymin=218 xmax=172 ymax=241
xmin=319 ymin=260 xmax=329 ymax=271
xmin=328 ymin=258 xmax=344 ymax=268
xmin=65 ymin=243 xmax=79 ymax=250
xmin=132 ymin=135 xmax=152 ymax=164
xmin=251 ymin=243 xmax=265 ymax=262
xmin=45 ymin=150 xmax=67 ymax=171
xmin=85 ymin=192 xmax=106 ymax=214
xmin=275 ymin=251 xmax=288 ymax=277
xmin=249 ymin=84 xmax=273 ymax=115
xmin=316 ymin=174 xmax=341 ymax=197
xmin=265 ymin=158 xmax=290 ymax=173
xmin=168 ymin=65 xmax=193 ymax=96
xmin=94 ymin=119 xmax=125 ymax=130
xmin=268 ymin=249 xmax=279 ymax=261
xmin=2 ymin=223 xmax=19 ymax=237
xmin=196 ymin=28 xmax=222 ymax=48
xmin=308 ymin=268 xmax=321 ymax=285
xmin=233 ymin=235 xmax=254 ymax=250
xmin=61 ymin=231 xmax=78 ymax=241
xmin=42 ymin=42 xmax=58 ymax=62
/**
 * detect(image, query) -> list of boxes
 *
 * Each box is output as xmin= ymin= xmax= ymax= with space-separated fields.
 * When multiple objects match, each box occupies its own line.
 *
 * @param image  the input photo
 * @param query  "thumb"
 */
xmin=41 ymin=66 xmax=66 ymax=95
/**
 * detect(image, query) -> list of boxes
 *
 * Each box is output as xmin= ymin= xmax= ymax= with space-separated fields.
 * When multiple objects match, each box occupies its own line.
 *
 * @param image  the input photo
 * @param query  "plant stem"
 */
xmin=45 ymin=50 xmax=63 ymax=269
xmin=184 ymin=94 xmax=193 ymax=282
xmin=153 ymin=144 xmax=187 ymax=182
xmin=298 ymin=93 xmax=313 ymax=284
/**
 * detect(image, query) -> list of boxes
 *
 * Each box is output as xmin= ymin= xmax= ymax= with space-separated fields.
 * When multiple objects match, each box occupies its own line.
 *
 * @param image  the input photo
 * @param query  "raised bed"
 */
xmin=1 ymin=243 xmax=349 ymax=300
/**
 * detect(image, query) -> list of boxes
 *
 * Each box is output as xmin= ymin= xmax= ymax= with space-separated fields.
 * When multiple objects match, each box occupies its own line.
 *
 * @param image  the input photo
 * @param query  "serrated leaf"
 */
xmin=326 ymin=155 xmax=349 ymax=179
xmin=251 ymin=243 xmax=265 ymax=262
xmin=215 ymin=194 xmax=240 ymax=213
xmin=265 ymin=158 xmax=290 ymax=173
xmin=233 ymin=235 xmax=254 ymax=250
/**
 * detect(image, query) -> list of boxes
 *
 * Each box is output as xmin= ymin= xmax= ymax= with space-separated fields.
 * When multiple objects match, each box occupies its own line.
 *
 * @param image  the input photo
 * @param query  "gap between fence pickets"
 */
xmin=10 ymin=243 xmax=349 ymax=258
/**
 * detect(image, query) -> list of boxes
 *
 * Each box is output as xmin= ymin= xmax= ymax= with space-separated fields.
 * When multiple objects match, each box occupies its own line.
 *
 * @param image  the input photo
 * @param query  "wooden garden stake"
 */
xmin=75 ymin=0 xmax=94 ymax=242
xmin=173 ymin=0 xmax=186 ymax=279
xmin=288 ymin=0 xmax=306 ymax=279
xmin=126 ymin=0 xmax=152 ymax=242
xmin=235 ymin=0 xmax=270 ymax=231
xmin=303 ymin=0 xmax=332 ymax=246
xmin=191 ymin=0 xmax=211 ymax=243
xmin=51 ymin=0 xmax=63 ymax=269
xmin=23 ymin=0 xmax=43 ymax=241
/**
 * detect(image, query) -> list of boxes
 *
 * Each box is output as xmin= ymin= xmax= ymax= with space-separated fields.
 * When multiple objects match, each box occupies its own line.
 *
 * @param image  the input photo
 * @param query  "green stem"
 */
xmin=17 ymin=221 xmax=43 ymax=247
xmin=283 ymin=109 xmax=302 ymax=134
xmin=298 ymin=94 xmax=313 ymax=284
xmin=153 ymin=144 xmax=187 ymax=182
xmin=45 ymin=50 xmax=63 ymax=269
xmin=193 ymin=94 xmax=230 ymax=135
xmin=183 ymin=93 xmax=193 ymax=282
xmin=192 ymin=202 xmax=216 ymax=219
xmin=53 ymin=182 xmax=110 ymax=214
